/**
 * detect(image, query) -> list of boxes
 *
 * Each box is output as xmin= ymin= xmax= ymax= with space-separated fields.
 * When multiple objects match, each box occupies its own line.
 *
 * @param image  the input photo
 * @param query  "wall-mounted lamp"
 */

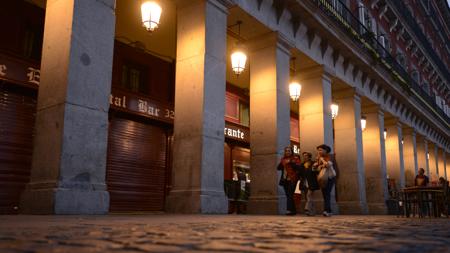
xmin=230 ymin=21 xmax=247 ymax=76
xmin=331 ymin=103 xmax=339 ymax=119
xmin=141 ymin=1 xmax=162 ymax=32
xmin=361 ymin=116 xmax=367 ymax=131
xmin=289 ymin=57 xmax=301 ymax=102
xmin=383 ymin=128 xmax=387 ymax=140
xmin=289 ymin=82 xmax=302 ymax=102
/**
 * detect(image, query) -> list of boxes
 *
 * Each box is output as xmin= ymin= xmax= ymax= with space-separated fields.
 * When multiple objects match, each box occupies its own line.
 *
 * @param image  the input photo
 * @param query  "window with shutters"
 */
xmin=225 ymin=92 xmax=249 ymax=127
xmin=120 ymin=62 xmax=149 ymax=94
xmin=411 ymin=69 xmax=420 ymax=84
xmin=396 ymin=52 xmax=406 ymax=69
xmin=290 ymin=117 xmax=299 ymax=142
xmin=422 ymin=82 xmax=430 ymax=95
xmin=358 ymin=2 xmax=372 ymax=34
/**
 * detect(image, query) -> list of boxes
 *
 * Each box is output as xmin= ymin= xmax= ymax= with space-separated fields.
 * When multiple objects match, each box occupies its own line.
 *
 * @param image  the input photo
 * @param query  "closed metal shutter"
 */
xmin=0 ymin=82 xmax=36 ymax=214
xmin=106 ymin=116 xmax=168 ymax=212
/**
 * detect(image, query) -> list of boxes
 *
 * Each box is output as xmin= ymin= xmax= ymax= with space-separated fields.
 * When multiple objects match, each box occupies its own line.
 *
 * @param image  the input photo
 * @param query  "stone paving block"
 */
xmin=1 ymin=215 xmax=450 ymax=252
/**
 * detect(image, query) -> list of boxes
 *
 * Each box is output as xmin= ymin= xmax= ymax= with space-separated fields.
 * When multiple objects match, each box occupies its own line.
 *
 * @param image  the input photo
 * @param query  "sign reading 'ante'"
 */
xmin=224 ymin=127 xmax=244 ymax=140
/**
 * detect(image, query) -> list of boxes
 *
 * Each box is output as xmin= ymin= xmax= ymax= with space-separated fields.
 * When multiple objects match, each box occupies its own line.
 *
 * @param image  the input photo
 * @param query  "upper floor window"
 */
xmin=410 ymin=69 xmax=420 ymax=83
xmin=225 ymin=92 xmax=249 ymax=127
xmin=358 ymin=2 xmax=372 ymax=33
xmin=422 ymin=82 xmax=430 ymax=95
xmin=396 ymin=52 xmax=406 ymax=69
xmin=22 ymin=23 xmax=43 ymax=61
xmin=435 ymin=95 xmax=444 ymax=109
xmin=290 ymin=117 xmax=299 ymax=142
xmin=120 ymin=62 xmax=148 ymax=94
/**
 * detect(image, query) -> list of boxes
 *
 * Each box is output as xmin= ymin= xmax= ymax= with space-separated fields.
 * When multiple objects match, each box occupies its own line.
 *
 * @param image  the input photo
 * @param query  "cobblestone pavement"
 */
xmin=0 ymin=215 xmax=449 ymax=253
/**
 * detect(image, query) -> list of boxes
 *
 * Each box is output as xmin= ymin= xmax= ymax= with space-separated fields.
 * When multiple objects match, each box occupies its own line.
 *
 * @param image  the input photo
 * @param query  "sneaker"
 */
xmin=322 ymin=211 xmax=332 ymax=217
xmin=304 ymin=210 xmax=314 ymax=216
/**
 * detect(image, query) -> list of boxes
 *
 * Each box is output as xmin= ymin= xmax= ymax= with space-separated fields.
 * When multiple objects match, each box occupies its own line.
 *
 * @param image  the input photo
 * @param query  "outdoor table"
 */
xmin=401 ymin=186 xmax=446 ymax=218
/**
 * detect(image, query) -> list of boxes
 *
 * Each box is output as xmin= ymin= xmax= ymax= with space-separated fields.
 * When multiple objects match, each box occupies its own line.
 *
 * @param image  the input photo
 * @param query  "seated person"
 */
xmin=414 ymin=168 xmax=429 ymax=186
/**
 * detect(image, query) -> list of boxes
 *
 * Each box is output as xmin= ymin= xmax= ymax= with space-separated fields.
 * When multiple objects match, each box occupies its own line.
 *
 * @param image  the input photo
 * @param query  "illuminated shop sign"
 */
xmin=110 ymin=90 xmax=174 ymax=124
xmin=0 ymin=53 xmax=40 ymax=88
xmin=224 ymin=122 xmax=249 ymax=143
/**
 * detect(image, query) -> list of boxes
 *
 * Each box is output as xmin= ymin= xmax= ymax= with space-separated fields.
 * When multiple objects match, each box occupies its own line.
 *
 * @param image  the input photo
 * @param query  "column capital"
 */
xmin=247 ymin=32 xmax=294 ymax=56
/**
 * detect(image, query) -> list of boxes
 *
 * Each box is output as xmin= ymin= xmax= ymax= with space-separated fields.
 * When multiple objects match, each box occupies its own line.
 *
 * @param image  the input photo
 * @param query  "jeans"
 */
xmin=305 ymin=189 xmax=316 ymax=214
xmin=283 ymin=180 xmax=297 ymax=214
xmin=321 ymin=177 xmax=336 ymax=213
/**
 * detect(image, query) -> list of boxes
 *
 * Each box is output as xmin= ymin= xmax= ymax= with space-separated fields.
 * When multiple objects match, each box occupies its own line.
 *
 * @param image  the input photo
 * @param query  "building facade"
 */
xmin=0 ymin=0 xmax=449 ymax=214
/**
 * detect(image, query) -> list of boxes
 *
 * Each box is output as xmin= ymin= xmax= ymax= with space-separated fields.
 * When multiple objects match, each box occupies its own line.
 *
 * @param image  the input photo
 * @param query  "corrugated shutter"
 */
xmin=0 ymin=82 xmax=36 ymax=214
xmin=106 ymin=116 xmax=168 ymax=212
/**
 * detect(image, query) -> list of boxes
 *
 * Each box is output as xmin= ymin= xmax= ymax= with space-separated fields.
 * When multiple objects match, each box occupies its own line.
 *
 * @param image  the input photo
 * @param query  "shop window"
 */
xmin=121 ymin=62 xmax=148 ymax=94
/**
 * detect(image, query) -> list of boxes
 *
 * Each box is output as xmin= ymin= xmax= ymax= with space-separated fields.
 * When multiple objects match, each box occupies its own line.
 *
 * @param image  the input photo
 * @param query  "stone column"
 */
xmin=362 ymin=108 xmax=388 ymax=214
xmin=333 ymin=89 xmax=367 ymax=214
xmin=402 ymin=128 xmax=418 ymax=187
xmin=298 ymin=67 xmax=334 ymax=154
xmin=246 ymin=32 xmax=291 ymax=215
xmin=298 ymin=66 xmax=336 ymax=213
xmin=20 ymin=0 xmax=115 ymax=214
xmin=166 ymin=0 xmax=230 ymax=213
xmin=385 ymin=120 xmax=404 ymax=188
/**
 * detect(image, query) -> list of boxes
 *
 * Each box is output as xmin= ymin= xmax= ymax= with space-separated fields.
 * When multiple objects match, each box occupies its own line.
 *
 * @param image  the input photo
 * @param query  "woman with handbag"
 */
xmin=277 ymin=146 xmax=300 ymax=215
xmin=313 ymin=144 xmax=336 ymax=217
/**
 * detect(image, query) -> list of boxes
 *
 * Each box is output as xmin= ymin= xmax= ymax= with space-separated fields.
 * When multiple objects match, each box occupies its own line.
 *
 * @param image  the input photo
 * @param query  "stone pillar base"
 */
xmin=337 ymin=201 xmax=368 ymax=214
xmin=367 ymin=202 xmax=388 ymax=214
xmin=247 ymin=196 xmax=282 ymax=215
xmin=21 ymin=188 xmax=109 ymax=214
xmin=166 ymin=190 xmax=228 ymax=214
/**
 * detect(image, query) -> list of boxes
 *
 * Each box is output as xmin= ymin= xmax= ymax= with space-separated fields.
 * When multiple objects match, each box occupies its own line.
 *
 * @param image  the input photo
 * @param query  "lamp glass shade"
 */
xmin=231 ymin=49 xmax=247 ymax=75
xmin=289 ymin=82 xmax=302 ymax=101
xmin=330 ymin=103 xmax=339 ymax=119
xmin=361 ymin=116 xmax=367 ymax=131
xmin=384 ymin=128 xmax=387 ymax=140
xmin=141 ymin=1 xmax=162 ymax=32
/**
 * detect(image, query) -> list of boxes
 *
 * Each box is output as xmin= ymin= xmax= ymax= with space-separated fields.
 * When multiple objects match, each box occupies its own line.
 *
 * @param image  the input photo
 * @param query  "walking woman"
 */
xmin=277 ymin=146 xmax=300 ymax=215
xmin=313 ymin=144 xmax=336 ymax=217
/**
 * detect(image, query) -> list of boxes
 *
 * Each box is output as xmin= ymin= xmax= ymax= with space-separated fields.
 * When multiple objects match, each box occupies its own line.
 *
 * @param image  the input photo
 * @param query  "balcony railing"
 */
xmin=389 ymin=0 xmax=450 ymax=83
xmin=310 ymin=0 xmax=450 ymax=125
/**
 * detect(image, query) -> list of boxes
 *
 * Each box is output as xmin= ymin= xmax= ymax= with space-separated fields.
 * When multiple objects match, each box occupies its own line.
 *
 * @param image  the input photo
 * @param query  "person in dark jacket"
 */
xmin=414 ymin=168 xmax=429 ymax=186
xmin=300 ymin=151 xmax=319 ymax=216
xmin=277 ymin=146 xmax=300 ymax=215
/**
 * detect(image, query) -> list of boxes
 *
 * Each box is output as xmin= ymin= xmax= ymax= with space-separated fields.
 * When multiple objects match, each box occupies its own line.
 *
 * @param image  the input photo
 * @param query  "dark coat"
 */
xmin=298 ymin=160 xmax=320 ymax=191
